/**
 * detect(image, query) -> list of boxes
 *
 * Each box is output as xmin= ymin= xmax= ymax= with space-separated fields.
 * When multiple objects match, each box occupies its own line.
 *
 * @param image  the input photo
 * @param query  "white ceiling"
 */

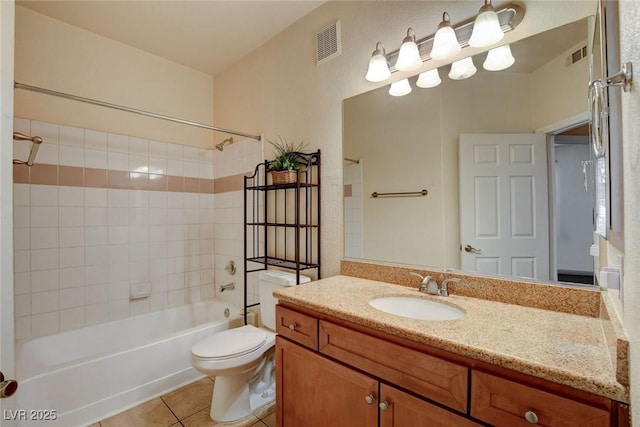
xmin=17 ymin=0 xmax=325 ymax=76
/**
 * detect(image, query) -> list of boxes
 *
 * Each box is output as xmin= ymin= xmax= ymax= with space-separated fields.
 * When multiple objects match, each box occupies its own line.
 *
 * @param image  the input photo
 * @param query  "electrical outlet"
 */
xmin=617 ymin=254 xmax=624 ymax=305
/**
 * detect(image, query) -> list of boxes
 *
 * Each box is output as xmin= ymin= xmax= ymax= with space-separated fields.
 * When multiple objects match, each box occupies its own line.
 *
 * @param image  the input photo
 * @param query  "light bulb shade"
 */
xmin=449 ymin=57 xmax=477 ymax=80
xmin=388 ymin=79 xmax=412 ymax=96
xmin=483 ymin=44 xmax=515 ymax=71
xmin=366 ymin=54 xmax=391 ymax=82
xmin=469 ymin=1 xmax=504 ymax=47
xmin=395 ymin=29 xmax=422 ymax=71
xmin=416 ymin=69 xmax=442 ymax=88
xmin=430 ymin=13 xmax=461 ymax=60
xmin=365 ymin=42 xmax=391 ymax=82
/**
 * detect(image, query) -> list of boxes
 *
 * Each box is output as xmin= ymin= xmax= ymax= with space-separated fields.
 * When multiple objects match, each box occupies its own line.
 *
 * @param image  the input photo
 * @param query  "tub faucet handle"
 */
xmin=225 ymin=260 xmax=236 ymax=275
xmin=0 ymin=371 xmax=18 ymax=399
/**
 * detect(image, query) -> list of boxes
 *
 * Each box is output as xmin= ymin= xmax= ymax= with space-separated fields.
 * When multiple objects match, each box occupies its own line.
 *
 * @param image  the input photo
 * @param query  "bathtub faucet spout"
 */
xmin=219 ymin=282 xmax=235 ymax=293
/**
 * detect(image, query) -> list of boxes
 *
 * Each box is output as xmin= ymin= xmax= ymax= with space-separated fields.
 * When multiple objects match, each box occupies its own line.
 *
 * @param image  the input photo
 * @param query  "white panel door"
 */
xmin=459 ymin=133 xmax=549 ymax=280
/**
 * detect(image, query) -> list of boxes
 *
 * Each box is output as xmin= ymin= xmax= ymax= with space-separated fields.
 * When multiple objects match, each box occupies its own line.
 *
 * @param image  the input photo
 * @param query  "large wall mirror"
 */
xmin=343 ymin=16 xmax=611 ymax=286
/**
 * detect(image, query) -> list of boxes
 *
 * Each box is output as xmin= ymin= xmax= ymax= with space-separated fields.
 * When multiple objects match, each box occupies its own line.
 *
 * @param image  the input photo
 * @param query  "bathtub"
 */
xmin=15 ymin=299 xmax=243 ymax=427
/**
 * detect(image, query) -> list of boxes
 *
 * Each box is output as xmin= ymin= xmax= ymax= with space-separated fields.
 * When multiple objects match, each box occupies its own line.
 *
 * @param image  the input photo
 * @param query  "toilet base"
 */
xmin=209 ymin=351 xmax=275 ymax=423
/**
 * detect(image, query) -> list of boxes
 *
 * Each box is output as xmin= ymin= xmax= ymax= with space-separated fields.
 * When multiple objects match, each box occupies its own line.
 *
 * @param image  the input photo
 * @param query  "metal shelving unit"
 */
xmin=243 ymin=150 xmax=321 ymax=323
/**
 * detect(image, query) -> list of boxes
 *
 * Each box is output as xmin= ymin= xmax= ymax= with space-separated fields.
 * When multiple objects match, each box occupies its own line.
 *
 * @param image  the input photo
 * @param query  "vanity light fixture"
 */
xmin=365 ymin=42 xmax=392 ymax=82
xmin=395 ymin=28 xmax=423 ymax=71
xmin=366 ymin=2 xmax=523 ymax=87
xmin=388 ymin=78 xmax=412 ymax=96
xmin=449 ymin=57 xmax=477 ymax=80
xmin=416 ymin=68 xmax=442 ymax=88
xmin=483 ymin=44 xmax=515 ymax=71
xmin=430 ymin=12 xmax=461 ymax=60
xmin=370 ymin=3 xmax=523 ymax=79
xmin=469 ymin=0 xmax=504 ymax=47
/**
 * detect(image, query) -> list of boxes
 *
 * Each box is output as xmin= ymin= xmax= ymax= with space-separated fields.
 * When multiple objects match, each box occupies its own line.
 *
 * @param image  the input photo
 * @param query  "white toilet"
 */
xmin=191 ymin=270 xmax=310 ymax=423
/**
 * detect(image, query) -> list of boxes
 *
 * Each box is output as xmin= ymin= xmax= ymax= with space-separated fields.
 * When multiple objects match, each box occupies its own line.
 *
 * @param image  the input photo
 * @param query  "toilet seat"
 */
xmin=191 ymin=325 xmax=268 ymax=361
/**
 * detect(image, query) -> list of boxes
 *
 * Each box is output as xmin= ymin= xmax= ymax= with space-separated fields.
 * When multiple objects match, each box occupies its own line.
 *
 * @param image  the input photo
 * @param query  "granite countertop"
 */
xmin=274 ymin=275 xmax=629 ymax=403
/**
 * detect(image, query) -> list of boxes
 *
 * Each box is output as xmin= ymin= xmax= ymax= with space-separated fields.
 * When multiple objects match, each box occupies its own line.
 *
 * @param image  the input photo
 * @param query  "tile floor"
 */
xmin=89 ymin=377 xmax=276 ymax=427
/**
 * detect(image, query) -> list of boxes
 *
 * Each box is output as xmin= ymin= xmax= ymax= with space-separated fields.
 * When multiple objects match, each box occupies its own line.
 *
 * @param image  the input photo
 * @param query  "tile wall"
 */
xmin=13 ymin=117 xmax=262 ymax=340
xmin=212 ymin=140 xmax=264 ymax=311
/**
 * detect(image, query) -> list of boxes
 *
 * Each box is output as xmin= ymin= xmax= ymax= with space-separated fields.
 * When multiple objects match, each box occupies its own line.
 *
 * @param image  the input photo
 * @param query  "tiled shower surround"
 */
xmin=13 ymin=118 xmax=262 ymax=340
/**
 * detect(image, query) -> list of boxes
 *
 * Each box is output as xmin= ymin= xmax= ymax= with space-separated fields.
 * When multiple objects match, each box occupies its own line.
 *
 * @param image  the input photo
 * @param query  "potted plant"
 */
xmin=268 ymin=137 xmax=307 ymax=185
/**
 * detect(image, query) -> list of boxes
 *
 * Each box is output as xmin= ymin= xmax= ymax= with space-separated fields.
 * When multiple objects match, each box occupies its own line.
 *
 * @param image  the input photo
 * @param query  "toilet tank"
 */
xmin=259 ymin=271 xmax=310 ymax=330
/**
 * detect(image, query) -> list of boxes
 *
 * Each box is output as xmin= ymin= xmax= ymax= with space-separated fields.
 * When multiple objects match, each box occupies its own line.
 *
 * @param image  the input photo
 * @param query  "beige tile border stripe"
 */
xmin=14 ymin=164 xmax=250 ymax=194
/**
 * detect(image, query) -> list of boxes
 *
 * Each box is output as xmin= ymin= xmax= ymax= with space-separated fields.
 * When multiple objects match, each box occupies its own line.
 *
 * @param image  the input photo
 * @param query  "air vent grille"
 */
xmin=566 ymin=45 xmax=588 ymax=66
xmin=316 ymin=21 xmax=341 ymax=65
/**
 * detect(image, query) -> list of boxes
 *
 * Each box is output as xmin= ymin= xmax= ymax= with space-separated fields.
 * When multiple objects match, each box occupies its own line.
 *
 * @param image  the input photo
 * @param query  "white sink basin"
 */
xmin=368 ymin=296 xmax=465 ymax=321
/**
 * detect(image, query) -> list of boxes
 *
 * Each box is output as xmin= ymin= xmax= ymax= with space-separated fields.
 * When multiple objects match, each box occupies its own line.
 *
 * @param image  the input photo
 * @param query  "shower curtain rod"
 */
xmin=14 ymin=81 xmax=262 ymax=141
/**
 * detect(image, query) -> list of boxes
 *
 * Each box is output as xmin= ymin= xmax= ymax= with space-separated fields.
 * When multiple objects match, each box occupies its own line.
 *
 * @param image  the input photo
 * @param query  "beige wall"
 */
xmin=214 ymin=0 xmax=596 ymax=278
xmin=14 ymin=6 xmax=214 ymax=148
xmin=531 ymin=40 xmax=590 ymax=129
xmin=619 ymin=0 xmax=640 ymax=422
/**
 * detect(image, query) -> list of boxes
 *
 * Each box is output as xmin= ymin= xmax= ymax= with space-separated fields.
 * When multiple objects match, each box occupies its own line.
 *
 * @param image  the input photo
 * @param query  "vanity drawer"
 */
xmin=319 ymin=320 xmax=468 ymax=413
xmin=471 ymin=370 xmax=610 ymax=426
xmin=275 ymin=305 xmax=318 ymax=350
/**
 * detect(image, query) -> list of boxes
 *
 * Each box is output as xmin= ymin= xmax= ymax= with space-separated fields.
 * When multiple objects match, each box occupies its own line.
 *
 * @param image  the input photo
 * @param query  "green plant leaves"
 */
xmin=268 ymin=137 xmax=308 ymax=171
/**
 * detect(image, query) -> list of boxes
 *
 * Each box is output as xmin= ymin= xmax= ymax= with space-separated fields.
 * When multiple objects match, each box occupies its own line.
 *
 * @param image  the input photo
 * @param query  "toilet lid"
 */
xmin=191 ymin=325 xmax=267 ymax=359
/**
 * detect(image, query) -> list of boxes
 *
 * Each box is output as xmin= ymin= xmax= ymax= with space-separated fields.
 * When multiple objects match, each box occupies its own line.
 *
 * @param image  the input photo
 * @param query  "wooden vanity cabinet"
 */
xmin=276 ymin=336 xmax=478 ymax=427
xmin=275 ymin=304 xmax=626 ymax=427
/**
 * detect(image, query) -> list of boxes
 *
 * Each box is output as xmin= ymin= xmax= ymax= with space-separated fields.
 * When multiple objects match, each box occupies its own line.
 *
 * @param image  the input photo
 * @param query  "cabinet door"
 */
xmin=379 ymin=384 xmax=482 ymax=427
xmin=276 ymin=336 xmax=378 ymax=427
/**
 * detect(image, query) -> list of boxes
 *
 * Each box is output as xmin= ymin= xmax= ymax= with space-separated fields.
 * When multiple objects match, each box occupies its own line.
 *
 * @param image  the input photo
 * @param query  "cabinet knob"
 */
xmin=364 ymin=394 xmax=374 ymax=405
xmin=288 ymin=323 xmax=296 ymax=331
xmin=524 ymin=410 xmax=539 ymax=424
xmin=379 ymin=401 xmax=390 ymax=411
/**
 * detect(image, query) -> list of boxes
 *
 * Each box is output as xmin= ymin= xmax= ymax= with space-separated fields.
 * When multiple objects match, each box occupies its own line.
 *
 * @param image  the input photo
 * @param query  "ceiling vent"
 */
xmin=316 ymin=21 xmax=341 ymax=65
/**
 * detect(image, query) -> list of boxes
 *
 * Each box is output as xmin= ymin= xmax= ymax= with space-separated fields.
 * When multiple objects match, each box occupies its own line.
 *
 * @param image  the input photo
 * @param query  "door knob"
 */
xmin=364 ymin=394 xmax=375 ymax=405
xmin=463 ymin=244 xmax=482 ymax=254
xmin=379 ymin=401 xmax=390 ymax=411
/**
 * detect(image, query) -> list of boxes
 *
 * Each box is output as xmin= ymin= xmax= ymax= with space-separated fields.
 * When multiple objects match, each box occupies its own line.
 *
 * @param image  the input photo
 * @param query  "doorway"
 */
xmin=550 ymin=124 xmax=595 ymax=285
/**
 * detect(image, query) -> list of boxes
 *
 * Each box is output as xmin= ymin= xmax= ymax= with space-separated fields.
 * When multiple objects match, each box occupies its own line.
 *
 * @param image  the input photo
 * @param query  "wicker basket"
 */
xmin=271 ymin=170 xmax=298 ymax=185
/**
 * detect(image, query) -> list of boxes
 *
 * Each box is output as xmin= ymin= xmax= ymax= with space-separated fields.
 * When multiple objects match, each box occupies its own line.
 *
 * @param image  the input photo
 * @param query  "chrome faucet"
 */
xmin=439 ymin=278 xmax=461 ymax=297
xmin=410 ymin=273 xmax=461 ymax=297
xmin=409 ymin=272 xmax=439 ymax=295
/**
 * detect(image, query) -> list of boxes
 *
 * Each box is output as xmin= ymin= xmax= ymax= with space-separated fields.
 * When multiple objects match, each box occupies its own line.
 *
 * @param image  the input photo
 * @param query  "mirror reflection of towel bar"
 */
xmin=371 ymin=189 xmax=428 ymax=198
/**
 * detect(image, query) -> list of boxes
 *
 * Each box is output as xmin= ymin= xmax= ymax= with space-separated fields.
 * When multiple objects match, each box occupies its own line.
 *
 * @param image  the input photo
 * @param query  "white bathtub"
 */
xmin=15 ymin=299 xmax=243 ymax=427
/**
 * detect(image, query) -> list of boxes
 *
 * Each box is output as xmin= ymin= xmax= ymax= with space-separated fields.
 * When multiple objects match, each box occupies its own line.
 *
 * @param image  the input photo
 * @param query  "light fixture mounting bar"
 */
xmin=386 ymin=3 xmax=524 ymax=72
